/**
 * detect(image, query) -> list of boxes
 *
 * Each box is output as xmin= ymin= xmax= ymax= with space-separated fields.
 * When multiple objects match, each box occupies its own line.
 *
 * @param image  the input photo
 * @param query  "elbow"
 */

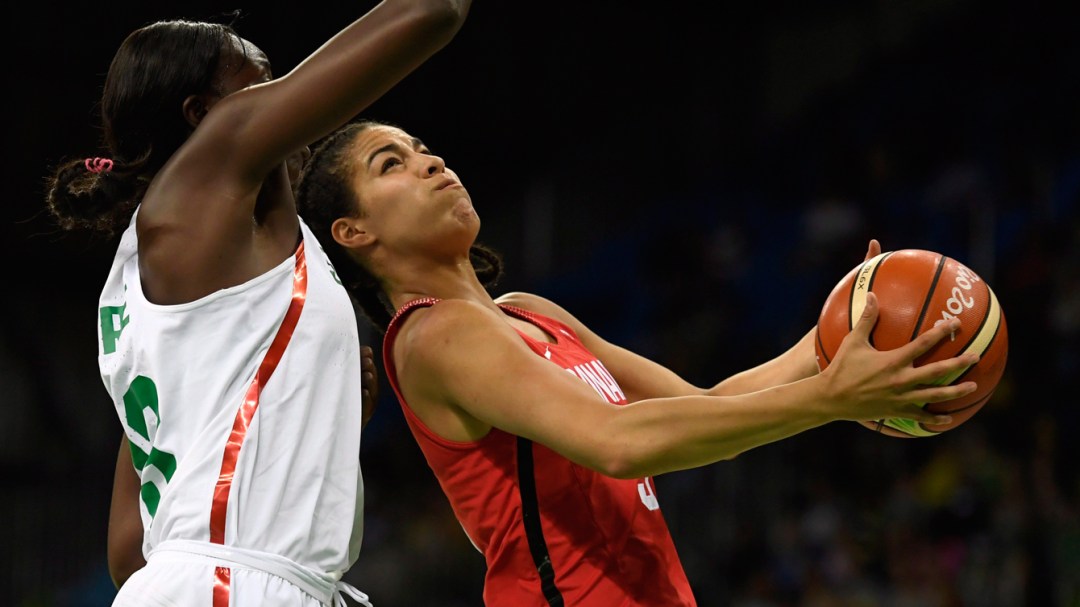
xmin=588 ymin=434 xmax=652 ymax=480
xmin=409 ymin=0 xmax=471 ymax=44
xmin=107 ymin=553 xmax=145 ymax=590
xmin=570 ymin=410 xmax=672 ymax=479
xmin=585 ymin=417 xmax=737 ymax=478
xmin=596 ymin=444 xmax=738 ymax=478
xmin=600 ymin=458 xmax=643 ymax=480
xmin=578 ymin=411 xmax=680 ymax=479
xmin=107 ymin=563 xmax=128 ymax=590
xmin=107 ymin=521 xmax=146 ymax=589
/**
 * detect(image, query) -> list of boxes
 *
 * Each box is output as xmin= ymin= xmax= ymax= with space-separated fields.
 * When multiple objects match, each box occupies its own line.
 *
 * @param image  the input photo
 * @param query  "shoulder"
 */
xmin=395 ymin=299 xmax=513 ymax=364
xmin=495 ymin=291 xmax=573 ymax=323
xmin=495 ymin=291 xmax=590 ymax=338
xmin=391 ymin=298 xmax=534 ymax=401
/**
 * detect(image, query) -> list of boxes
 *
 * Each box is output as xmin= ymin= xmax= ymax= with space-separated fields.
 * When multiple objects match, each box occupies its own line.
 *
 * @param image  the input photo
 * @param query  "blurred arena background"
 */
xmin=3 ymin=1 xmax=1077 ymax=605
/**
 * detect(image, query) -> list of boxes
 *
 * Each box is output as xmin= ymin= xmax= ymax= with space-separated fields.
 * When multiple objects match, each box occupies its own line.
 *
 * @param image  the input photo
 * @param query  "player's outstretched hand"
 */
xmin=819 ymin=291 xmax=979 ymax=424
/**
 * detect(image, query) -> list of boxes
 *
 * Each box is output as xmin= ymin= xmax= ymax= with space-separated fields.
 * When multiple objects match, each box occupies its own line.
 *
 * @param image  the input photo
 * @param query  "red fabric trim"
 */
xmin=208 ymin=242 xmax=308 ymax=580
xmin=213 ymin=566 xmax=231 ymax=606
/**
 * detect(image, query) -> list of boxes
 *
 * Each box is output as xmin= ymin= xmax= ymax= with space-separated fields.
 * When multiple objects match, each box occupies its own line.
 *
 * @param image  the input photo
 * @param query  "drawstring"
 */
xmin=336 ymin=580 xmax=373 ymax=607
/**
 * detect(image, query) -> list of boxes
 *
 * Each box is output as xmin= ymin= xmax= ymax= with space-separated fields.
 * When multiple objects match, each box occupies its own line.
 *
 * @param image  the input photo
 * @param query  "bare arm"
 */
xmin=494 ymin=291 xmax=703 ymax=401
xmin=495 ymin=291 xmax=818 ymax=402
xmin=107 ymin=435 xmax=145 ymax=588
xmin=394 ymin=295 xmax=975 ymax=480
xmin=199 ymin=0 xmax=472 ymax=191
xmin=496 ymin=241 xmax=884 ymax=400
xmin=139 ymin=0 xmax=472 ymax=301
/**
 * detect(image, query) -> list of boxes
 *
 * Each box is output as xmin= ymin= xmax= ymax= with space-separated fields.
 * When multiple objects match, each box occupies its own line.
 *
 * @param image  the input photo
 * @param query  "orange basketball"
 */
xmin=815 ymin=249 xmax=1008 ymax=437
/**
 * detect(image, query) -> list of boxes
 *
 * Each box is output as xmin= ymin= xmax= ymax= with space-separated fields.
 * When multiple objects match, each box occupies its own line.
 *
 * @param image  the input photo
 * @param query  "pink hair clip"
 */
xmin=85 ymin=157 xmax=114 ymax=174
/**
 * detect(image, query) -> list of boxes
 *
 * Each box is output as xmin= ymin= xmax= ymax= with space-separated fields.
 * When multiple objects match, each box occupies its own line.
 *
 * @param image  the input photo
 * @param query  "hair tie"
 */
xmin=84 ymin=157 xmax=114 ymax=174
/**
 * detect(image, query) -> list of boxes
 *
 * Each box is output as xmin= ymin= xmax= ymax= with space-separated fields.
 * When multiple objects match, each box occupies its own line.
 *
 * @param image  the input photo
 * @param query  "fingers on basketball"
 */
xmin=816 ymin=249 xmax=1008 ymax=438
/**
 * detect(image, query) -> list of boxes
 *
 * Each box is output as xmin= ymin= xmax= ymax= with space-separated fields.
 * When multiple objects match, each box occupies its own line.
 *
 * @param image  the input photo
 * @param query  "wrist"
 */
xmin=800 ymin=372 xmax=843 ymax=424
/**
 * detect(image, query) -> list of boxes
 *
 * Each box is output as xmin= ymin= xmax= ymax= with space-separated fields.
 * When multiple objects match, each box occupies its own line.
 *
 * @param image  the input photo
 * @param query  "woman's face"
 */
xmin=344 ymin=125 xmax=479 ymax=258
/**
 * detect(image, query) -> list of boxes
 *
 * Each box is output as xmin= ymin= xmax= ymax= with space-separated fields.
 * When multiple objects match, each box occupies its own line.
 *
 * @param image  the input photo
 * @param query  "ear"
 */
xmin=331 ymin=216 xmax=376 ymax=250
xmin=182 ymin=94 xmax=211 ymax=128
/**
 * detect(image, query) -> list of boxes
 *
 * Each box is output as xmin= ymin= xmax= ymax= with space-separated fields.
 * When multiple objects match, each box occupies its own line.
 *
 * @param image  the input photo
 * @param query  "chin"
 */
xmin=452 ymin=203 xmax=479 ymax=226
xmin=460 ymin=216 xmax=481 ymax=247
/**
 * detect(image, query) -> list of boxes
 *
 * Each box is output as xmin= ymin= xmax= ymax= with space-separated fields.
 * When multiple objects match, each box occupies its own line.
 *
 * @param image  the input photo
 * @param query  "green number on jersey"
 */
xmin=123 ymin=376 xmax=177 ymax=518
xmin=99 ymin=304 xmax=130 ymax=354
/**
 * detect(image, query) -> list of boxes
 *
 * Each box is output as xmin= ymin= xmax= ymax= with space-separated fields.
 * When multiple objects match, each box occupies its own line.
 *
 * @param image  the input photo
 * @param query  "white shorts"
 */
xmin=112 ymin=540 xmax=370 ymax=607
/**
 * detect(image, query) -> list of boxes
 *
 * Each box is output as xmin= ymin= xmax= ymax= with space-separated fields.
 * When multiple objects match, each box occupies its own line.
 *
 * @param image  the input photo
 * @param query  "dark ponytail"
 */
xmin=44 ymin=18 xmax=239 ymax=237
xmin=45 ymin=157 xmax=142 ymax=236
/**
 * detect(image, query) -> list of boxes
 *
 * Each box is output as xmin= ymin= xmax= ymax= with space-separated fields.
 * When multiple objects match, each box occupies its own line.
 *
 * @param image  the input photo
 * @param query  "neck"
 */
xmin=384 ymin=256 xmax=499 ymax=316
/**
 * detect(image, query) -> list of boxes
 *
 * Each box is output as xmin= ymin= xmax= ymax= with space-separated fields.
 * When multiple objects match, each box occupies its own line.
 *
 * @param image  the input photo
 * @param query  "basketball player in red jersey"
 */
xmin=295 ymin=120 xmax=980 ymax=606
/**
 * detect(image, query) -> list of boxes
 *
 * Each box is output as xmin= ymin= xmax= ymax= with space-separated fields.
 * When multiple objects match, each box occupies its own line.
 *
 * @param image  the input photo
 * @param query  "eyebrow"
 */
xmin=365 ymin=137 xmax=428 ymax=170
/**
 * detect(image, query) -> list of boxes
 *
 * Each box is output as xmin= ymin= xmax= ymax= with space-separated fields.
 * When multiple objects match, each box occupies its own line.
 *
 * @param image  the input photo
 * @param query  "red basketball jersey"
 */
xmin=383 ymin=298 xmax=696 ymax=606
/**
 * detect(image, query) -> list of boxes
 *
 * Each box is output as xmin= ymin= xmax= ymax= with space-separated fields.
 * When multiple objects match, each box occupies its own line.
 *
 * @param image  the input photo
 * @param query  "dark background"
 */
xmin=4 ymin=1 xmax=1078 ymax=605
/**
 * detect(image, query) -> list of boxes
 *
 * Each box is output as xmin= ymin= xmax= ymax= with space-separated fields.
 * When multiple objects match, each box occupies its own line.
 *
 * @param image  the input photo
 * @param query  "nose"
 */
xmin=423 ymin=153 xmax=446 ymax=176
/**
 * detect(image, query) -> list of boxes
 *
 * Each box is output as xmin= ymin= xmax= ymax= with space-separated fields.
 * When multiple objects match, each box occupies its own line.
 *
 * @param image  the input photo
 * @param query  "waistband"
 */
xmin=148 ymin=539 xmax=371 ymax=606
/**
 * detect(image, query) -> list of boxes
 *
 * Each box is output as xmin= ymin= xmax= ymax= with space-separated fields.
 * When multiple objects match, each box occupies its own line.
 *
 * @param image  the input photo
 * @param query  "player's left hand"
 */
xmin=806 ymin=238 xmax=886 ymax=377
xmin=864 ymin=238 xmax=882 ymax=262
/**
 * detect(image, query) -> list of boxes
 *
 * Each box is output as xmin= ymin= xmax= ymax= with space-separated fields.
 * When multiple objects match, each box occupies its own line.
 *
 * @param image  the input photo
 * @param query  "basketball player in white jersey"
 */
xmin=43 ymin=2 xmax=473 ymax=605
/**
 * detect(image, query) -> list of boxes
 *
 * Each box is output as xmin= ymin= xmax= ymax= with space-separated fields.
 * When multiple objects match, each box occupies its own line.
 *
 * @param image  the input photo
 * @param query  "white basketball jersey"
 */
xmin=97 ymin=211 xmax=364 ymax=580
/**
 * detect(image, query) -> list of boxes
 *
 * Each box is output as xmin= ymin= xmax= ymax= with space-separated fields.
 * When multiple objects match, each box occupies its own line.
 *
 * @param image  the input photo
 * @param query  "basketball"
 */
xmin=814 ymin=249 xmax=1008 ymax=437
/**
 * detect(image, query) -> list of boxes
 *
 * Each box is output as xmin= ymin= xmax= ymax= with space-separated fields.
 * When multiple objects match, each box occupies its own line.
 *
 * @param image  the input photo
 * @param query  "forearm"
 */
xmin=603 ymin=373 xmax=834 ymax=479
xmin=497 ymin=289 xmax=967 ymax=481
xmin=601 ymin=302 xmax=971 ymax=478
xmin=108 ymin=436 xmax=146 ymax=588
xmin=706 ymin=327 xmax=819 ymax=396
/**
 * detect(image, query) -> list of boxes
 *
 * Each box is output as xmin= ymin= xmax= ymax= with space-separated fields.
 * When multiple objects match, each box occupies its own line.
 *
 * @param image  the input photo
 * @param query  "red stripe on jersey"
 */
xmin=209 ymin=242 xmax=308 ymax=604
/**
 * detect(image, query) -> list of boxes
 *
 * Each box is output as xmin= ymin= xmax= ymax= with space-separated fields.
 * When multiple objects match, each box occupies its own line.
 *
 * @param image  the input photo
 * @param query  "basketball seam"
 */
xmin=816 ymin=328 xmax=831 ymax=365
xmin=953 ymin=307 xmax=1005 ymax=385
xmin=909 ymin=253 xmax=948 ymax=342
xmin=935 ymin=390 xmax=995 ymax=415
